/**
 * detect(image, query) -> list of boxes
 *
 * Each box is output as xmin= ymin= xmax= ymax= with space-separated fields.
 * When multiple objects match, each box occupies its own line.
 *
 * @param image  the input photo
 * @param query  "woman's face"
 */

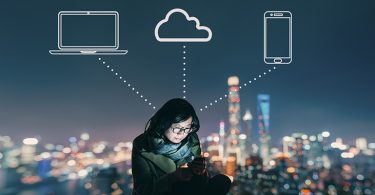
xmin=164 ymin=116 xmax=193 ymax=144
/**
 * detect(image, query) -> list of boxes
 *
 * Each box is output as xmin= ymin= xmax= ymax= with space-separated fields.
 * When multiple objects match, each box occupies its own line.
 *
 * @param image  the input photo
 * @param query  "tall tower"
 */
xmin=257 ymin=94 xmax=271 ymax=166
xmin=226 ymin=76 xmax=242 ymax=165
xmin=243 ymin=109 xmax=253 ymax=157
xmin=219 ymin=121 xmax=225 ymax=160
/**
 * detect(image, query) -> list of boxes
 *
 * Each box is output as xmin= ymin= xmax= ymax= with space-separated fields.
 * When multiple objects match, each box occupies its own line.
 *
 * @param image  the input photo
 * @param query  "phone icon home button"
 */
xmin=274 ymin=58 xmax=282 ymax=63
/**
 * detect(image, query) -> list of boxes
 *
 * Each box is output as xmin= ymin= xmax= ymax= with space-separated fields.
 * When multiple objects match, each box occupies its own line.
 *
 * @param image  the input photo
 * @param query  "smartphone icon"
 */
xmin=264 ymin=11 xmax=292 ymax=64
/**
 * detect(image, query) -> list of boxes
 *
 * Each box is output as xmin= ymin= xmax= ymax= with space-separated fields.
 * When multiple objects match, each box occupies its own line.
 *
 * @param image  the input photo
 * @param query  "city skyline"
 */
xmin=1 ymin=0 xmax=374 ymax=144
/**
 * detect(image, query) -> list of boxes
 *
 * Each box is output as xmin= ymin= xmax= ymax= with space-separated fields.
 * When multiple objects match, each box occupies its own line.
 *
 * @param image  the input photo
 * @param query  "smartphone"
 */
xmin=264 ymin=11 xmax=292 ymax=64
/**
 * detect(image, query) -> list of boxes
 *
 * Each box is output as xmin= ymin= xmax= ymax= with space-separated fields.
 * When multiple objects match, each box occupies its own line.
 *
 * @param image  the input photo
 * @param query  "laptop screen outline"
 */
xmin=58 ymin=11 xmax=119 ymax=50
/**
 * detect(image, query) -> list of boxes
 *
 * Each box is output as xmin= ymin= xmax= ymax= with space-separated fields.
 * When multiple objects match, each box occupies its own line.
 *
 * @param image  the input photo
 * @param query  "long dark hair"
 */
xmin=144 ymin=98 xmax=200 ymax=138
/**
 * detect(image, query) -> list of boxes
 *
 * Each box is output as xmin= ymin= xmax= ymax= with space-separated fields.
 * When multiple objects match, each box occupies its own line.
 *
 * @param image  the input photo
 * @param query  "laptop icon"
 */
xmin=49 ymin=11 xmax=128 ymax=55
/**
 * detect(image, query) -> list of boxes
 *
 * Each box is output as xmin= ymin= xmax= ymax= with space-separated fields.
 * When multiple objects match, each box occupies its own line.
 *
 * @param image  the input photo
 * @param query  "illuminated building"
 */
xmin=225 ymin=156 xmax=237 ymax=177
xmin=356 ymin=137 xmax=368 ymax=151
xmin=21 ymin=138 xmax=39 ymax=164
xmin=226 ymin=76 xmax=243 ymax=166
xmin=243 ymin=109 xmax=253 ymax=156
xmin=219 ymin=121 xmax=225 ymax=160
xmin=257 ymin=94 xmax=271 ymax=166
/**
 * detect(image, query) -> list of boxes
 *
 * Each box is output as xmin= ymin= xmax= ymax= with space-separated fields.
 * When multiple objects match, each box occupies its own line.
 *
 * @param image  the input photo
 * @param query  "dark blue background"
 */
xmin=0 ymin=0 xmax=374 ymax=146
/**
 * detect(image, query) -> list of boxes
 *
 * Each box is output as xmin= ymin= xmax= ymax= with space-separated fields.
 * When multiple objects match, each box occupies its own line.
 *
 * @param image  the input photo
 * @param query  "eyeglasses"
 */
xmin=170 ymin=126 xmax=194 ymax=134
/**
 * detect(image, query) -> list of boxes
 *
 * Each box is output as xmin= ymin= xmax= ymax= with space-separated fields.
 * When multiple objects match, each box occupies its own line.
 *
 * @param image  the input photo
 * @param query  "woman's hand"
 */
xmin=188 ymin=157 xmax=207 ymax=176
xmin=168 ymin=165 xmax=193 ymax=183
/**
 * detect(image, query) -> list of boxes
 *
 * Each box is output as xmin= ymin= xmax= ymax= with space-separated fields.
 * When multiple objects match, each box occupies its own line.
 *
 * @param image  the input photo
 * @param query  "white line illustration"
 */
xmin=182 ymin=45 xmax=187 ymax=99
xmin=50 ymin=11 xmax=128 ymax=55
xmin=98 ymin=58 xmax=156 ymax=110
xmin=155 ymin=8 xmax=212 ymax=42
xmin=264 ymin=11 xmax=292 ymax=64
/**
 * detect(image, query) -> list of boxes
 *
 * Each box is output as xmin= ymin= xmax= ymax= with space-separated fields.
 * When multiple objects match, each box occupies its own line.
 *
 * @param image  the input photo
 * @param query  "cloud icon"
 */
xmin=155 ymin=8 xmax=212 ymax=42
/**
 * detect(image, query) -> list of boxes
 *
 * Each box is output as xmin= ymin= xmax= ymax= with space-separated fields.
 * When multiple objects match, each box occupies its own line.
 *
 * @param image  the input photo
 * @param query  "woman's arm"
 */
xmin=132 ymin=153 xmax=170 ymax=195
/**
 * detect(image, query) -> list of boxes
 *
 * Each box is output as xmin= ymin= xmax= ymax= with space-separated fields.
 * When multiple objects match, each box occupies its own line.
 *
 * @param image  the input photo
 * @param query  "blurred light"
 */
xmin=342 ymin=164 xmax=352 ymax=172
xmin=85 ymin=152 xmax=94 ymax=158
xmin=21 ymin=176 xmax=41 ymax=184
xmin=62 ymin=147 xmax=72 ymax=154
xmin=93 ymin=148 xmax=103 ymax=154
xmin=357 ymin=174 xmax=364 ymax=180
xmin=305 ymin=179 xmax=312 ymax=185
xmin=2 ymin=136 xmax=11 ymax=142
xmin=86 ymin=166 xmax=93 ymax=172
xmin=322 ymin=131 xmax=330 ymax=138
xmin=227 ymin=156 xmax=236 ymax=162
xmin=304 ymin=145 xmax=311 ymax=150
xmin=45 ymin=144 xmax=54 ymax=150
xmin=317 ymin=134 xmax=324 ymax=142
xmin=40 ymin=152 xmax=51 ymax=159
xmin=51 ymin=160 xmax=59 ymax=167
xmin=67 ymin=160 xmax=76 ymax=166
xmin=68 ymin=173 xmax=77 ymax=180
xmin=84 ymin=183 xmax=92 ymax=189
xmin=363 ymin=149 xmax=373 ymax=156
xmin=23 ymin=138 xmax=38 ymax=145
xmin=239 ymin=134 xmax=247 ymax=140
xmin=301 ymin=189 xmax=312 ymax=195
xmin=203 ymin=152 xmax=210 ymax=158
xmin=341 ymin=152 xmax=354 ymax=159
xmin=78 ymin=170 xmax=88 ymax=178
xmin=270 ymin=147 xmax=279 ymax=154
xmin=220 ymin=121 xmax=225 ymax=129
xmin=0 ymin=153 xmax=3 ymax=159
xmin=287 ymin=167 xmax=295 ymax=173
xmin=207 ymin=136 xmax=213 ymax=142
xmin=96 ymin=159 xmax=104 ymax=165
xmin=103 ymin=163 xmax=110 ymax=168
xmin=8 ymin=158 xmax=19 ymax=168
xmin=301 ymin=134 xmax=308 ymax=140
xmin=243 ymin=110 xmax=253 ymax=121
xmin=69 ymin=137 xmax=77 ymax=143
xmin=111 ymin=183 xmax=119 ymax=189
xmin=228 ymin=76 xmax=239 ymax=86
xmin=114 ymin=146 xmax=121 ymax=152
xmin=309 ymin=135 xmax=317 ymax=142
xmin=349 ymin=147 xmax=360 ymax=155
xmin=127 ymin=168 xmax=132 ymax=175
xmin=269 ymin=160 xmax=276 ymax=166
xmin=283 ymin=136 xmax=291 ymax=142
xmin=213 ymin=136 xmax=220 ymax=142
xmin=368 ymin=143 xmax=375 ymax=149
xmin=80 ymin=133 xmax=90 ymax=141
xmin=55 ymin=145 xmax=64 ymax=151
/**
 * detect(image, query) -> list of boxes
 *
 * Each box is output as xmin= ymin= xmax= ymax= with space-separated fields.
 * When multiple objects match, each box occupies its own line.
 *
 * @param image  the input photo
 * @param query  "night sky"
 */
xmin=0 ymin=0 xmax=374 ymax=146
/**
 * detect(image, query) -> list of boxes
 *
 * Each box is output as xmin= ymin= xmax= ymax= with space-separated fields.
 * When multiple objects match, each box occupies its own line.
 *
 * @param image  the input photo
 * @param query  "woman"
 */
xmin=132 ymin=98 xmax=231 ymax=195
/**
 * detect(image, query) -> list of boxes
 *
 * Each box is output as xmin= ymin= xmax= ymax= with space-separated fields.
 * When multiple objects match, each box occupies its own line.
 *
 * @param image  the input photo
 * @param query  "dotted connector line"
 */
xmin=182 ymin=45 xmax=187 ymax=99
xmin=98 ymin=57 xmax=156 ymax=110
xmin=199 ymin=66 xmax=277 ymax=112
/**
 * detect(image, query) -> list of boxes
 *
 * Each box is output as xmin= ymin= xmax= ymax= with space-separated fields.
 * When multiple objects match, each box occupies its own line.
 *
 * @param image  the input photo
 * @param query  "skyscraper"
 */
xmin=219 ymin=121 xmax=225 ymax=160
xmin=257 ymin=94 xmax=271 ymax=166
xmin=226 ymin=76 xmax=243 ymax=165
xmin=243 ymin=109 xmax=253 ymax=156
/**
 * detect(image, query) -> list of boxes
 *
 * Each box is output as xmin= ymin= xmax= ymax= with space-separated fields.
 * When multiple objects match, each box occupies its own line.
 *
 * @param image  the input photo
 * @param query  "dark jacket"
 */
xmin=131 ymin=132 xmax=201 ymax=195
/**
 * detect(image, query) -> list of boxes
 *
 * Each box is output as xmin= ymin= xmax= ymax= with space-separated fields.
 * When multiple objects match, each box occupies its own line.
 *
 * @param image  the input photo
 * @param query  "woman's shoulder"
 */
xmin=189 ymin=132 xmax=200 ymax=144
xmin=132 ymin=133 xmax=149 ymax=152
